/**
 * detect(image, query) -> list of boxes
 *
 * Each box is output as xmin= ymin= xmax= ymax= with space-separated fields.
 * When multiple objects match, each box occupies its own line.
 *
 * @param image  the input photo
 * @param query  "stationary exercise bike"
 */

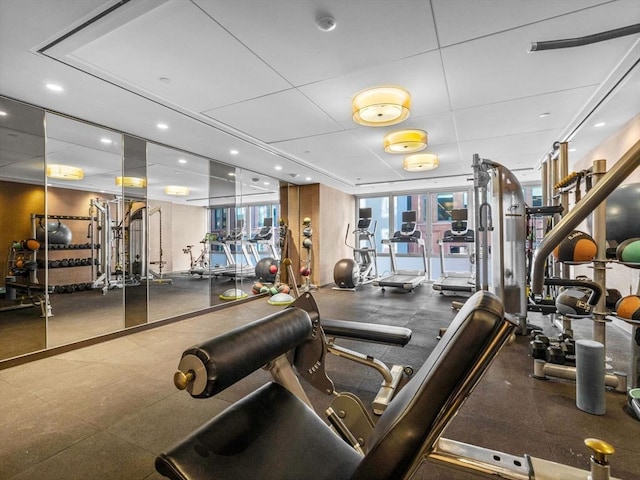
xmin=183 ymin=233 xmax=214 ymax=276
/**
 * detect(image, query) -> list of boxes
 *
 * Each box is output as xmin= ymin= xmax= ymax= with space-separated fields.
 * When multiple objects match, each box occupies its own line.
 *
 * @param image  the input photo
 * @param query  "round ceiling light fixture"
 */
xmin=47 ymin=164 xmax=84 ymax=180
xmin=115 ymin=176 xmax=147 ymax=188
xmin=383 ymin=129 xmax=428 ymax=153
xmin=403 ymin=153 xmax=439 ymax=172
xmin=352 ymin=86 xmax=411 ymax=127
xmin=164 ymin=185 xmax=189 ymax=196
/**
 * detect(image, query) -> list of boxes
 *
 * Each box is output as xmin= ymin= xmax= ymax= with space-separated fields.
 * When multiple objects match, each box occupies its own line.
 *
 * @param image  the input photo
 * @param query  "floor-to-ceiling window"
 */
xmin=358 ymin=188 xmax=475 ymax=281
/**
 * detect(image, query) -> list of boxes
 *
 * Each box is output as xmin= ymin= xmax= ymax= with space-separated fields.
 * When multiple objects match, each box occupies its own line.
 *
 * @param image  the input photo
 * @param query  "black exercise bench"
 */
xmin=156 ymin=290 xmax=516 ymax=480
xmin=2 ymin=281 xmax=51 ymax=317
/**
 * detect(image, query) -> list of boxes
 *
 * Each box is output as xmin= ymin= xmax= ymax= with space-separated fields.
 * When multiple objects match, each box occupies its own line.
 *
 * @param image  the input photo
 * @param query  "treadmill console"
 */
xmin=357 ymin=207 xmax=372 ymax=230
xmin=443 ymin=209 xmax=474 ymax=242
xmin=391 ymin=211 xmax=421 ymax=242
xmin=251 ymin=218 xmax=273 ymax=241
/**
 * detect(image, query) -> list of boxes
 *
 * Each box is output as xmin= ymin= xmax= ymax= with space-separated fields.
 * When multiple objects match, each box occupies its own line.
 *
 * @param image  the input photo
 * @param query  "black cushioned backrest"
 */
xmin=352 ymin=290 xmax=510 ymax=480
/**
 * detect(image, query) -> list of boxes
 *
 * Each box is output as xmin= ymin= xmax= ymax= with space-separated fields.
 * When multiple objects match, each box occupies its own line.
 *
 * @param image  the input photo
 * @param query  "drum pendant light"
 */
xmin=115 ymin=176 xmax=147 ymax=188
xmin=383 ymin=130 xmax=427 ymax=153
xmin=46 ymin=164 xmax=84 ymax=180
xmin=164 ymin=185 xmax=189 ymax=196
xmin=352 ymin=86 xmax=411 ymax=127
xmin=403 ymin=153 xmax=439 ymax=171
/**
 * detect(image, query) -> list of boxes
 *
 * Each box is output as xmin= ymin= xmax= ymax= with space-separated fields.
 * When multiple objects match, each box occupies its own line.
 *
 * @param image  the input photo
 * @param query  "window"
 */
xmin=358 ymin=196 xmax=389 ymax=254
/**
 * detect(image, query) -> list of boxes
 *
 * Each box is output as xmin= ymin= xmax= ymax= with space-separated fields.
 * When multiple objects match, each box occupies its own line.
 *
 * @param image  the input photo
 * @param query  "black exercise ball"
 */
xmin=334 ymin=258 xmax=359 ymax=289
xmin=606 ymin=288 xmax=623 ymax=308
xmin=255 ymin=257 xmax=278 ymax=283
xmin=556 ymin=288 xmax=593 ymax=317
xmin=606 ymin=182 xmax=640 ymax=244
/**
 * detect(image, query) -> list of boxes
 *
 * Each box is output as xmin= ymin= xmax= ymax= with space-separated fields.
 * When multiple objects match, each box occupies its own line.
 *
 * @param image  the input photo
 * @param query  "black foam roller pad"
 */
xmin=182 ymin=308 xmax=312 ymax=398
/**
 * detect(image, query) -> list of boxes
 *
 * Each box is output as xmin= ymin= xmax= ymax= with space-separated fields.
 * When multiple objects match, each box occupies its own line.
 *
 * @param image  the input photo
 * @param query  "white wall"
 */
xmin=148 ymin=200 xmax=208 ymax=274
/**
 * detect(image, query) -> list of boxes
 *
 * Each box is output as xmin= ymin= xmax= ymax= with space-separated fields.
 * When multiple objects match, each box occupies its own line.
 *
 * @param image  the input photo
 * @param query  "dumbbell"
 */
xmin=60 ymin=258 xmax=70 ymax=267
xmin=529 ymin=339 xmax=547 ymax=359
xmin=561 ymin=338 xmax=576 ymax=357
xmin=546 ymin=345 xmax=565 ymax=365
xmin=64 ymin=284 xmax=75 ymax=293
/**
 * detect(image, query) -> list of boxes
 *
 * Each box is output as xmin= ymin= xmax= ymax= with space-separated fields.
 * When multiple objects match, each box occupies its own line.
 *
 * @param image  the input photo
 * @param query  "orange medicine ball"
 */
xmin=552 ymin=230 xmax=597 ymax=263
xmin=615 ymin=295 xmax=640 ymax=321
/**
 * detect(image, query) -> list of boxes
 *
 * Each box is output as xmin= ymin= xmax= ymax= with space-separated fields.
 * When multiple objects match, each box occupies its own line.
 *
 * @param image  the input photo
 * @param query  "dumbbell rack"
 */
xmin=31 ymin=214 xmax=99 ymax=294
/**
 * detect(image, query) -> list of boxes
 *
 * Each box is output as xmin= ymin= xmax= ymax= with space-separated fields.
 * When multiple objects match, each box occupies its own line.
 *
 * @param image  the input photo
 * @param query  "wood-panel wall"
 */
xmin=0 ymin=181 xmax=45 ymax=283
xmin=279 ymin=182 xmax=354 ymax=287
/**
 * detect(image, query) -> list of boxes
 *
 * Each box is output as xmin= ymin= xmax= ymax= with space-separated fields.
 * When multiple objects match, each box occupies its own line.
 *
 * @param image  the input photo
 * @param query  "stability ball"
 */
xmin=37 ymin=220 xmax=73 ymax=245
xmin=334 ymin=258 xmax=359 ymax=289
xmin=255 ymin=257 xmax=278 ymax=283
xmin=606 ymin=182 xmax=640 ymax=244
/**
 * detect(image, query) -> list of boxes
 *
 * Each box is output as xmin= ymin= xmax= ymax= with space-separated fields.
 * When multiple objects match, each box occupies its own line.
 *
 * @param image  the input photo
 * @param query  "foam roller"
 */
xmin=576 ymin=340 xmax=605 ymax=415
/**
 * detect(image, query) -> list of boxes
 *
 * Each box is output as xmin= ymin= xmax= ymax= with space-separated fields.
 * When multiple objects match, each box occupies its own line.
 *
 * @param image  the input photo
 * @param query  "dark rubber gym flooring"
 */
xmin=1 ymin=282 xmax=638 ymax=479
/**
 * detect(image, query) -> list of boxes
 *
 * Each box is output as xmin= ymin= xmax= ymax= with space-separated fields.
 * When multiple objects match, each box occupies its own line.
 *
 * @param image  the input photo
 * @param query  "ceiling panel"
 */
xmin=203 ymin=89 xmax=342 ymax=143
xmin=432 ymin=0 xmax=611 ymax=47
xmin=453 ymin=85 xmax=598 ymax=142
xmin=67 ymin=0 xmax=292 ymax=112
xmin=194 ymin=0 xmax=438 ymax=86
xmin=442 ymin=2 xmax=640 ymax=110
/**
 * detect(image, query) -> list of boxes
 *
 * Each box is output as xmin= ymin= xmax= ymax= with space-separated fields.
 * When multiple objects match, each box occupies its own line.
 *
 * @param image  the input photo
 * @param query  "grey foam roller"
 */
xmin=576 ymin=339 xmax=606 ymax=415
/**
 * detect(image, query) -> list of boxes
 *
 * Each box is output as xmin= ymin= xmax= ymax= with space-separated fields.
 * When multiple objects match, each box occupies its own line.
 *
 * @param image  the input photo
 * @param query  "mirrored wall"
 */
xmin=0 ymin=96 xmax=280 ymax=363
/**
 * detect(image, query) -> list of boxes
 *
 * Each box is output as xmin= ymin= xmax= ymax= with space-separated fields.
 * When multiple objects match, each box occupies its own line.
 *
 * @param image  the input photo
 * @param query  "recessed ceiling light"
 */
xmin=178 ymin=158 xmax=187 ymax=164
xmin=275 ymin=165 xmax=282 ymax=170
xmin=594 ymin=122 xmax=605 ymax=127
xmin=305 ymin=177 xmax=312 ymax=181
xmin=100 ymin=138 xmax=112 ymax=144
xmin=569 ymin=148 xmax=577 ymax=152
xmin=159 ymin=77 xmax=171 ymax=84
xmin=263 ymin=181 xmax=270 ymax=186
xmin=157 ymin=123 xmax=169 ymax=130
xmin=538 ymin=112 xmax=550 ymax=118
xmin=228 ymin=172 xmax=236 ymax=177
xmin=230 ymin=149 xmax=239 ymax=155
xmin=46 ymin=83 xmax=64 ymax=92
xmin=0 ymin=111 xmax=7 ymax=116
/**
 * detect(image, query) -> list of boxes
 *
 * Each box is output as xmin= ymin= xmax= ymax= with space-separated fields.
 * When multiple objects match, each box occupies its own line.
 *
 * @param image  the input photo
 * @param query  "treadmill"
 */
xmin=374 ymin=210 xmax=427 ymax=292
xmin=433 ymin=208 xmax=476 ymax=293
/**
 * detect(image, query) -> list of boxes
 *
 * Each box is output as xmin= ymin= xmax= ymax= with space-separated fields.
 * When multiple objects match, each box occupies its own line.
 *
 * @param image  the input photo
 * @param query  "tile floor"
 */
xmin=1 ymin=284 xmax=639 ymax=479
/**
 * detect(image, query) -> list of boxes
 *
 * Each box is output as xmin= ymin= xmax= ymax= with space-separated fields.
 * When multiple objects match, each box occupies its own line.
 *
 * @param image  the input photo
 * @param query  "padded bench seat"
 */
xmin=321 ymin=318 xmax=411 ymax=346
xmin=156 ymin=291 xmax=515 ymax=480
xmin=156 ymin=382 xmax=361 ymax=480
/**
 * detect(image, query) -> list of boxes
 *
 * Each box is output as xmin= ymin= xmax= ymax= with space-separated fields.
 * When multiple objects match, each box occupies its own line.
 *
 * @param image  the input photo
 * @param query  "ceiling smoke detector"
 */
xmin=316 ymin=16 xmax=336 ymax=32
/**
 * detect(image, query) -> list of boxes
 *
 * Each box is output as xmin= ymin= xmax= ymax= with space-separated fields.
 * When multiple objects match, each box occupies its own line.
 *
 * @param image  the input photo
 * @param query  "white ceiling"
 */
xmin=1 ymin=0 xmax=639 ymax=199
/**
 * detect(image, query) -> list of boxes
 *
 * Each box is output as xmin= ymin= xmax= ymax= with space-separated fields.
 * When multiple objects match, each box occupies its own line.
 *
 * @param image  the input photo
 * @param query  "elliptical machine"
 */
xmin=333 ymin=207 xmax=379 ymax=290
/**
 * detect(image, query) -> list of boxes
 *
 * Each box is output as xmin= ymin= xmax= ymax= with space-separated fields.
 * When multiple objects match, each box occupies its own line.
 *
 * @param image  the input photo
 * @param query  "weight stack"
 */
xmin=576 ymin=339 xmax=605 ymax=415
